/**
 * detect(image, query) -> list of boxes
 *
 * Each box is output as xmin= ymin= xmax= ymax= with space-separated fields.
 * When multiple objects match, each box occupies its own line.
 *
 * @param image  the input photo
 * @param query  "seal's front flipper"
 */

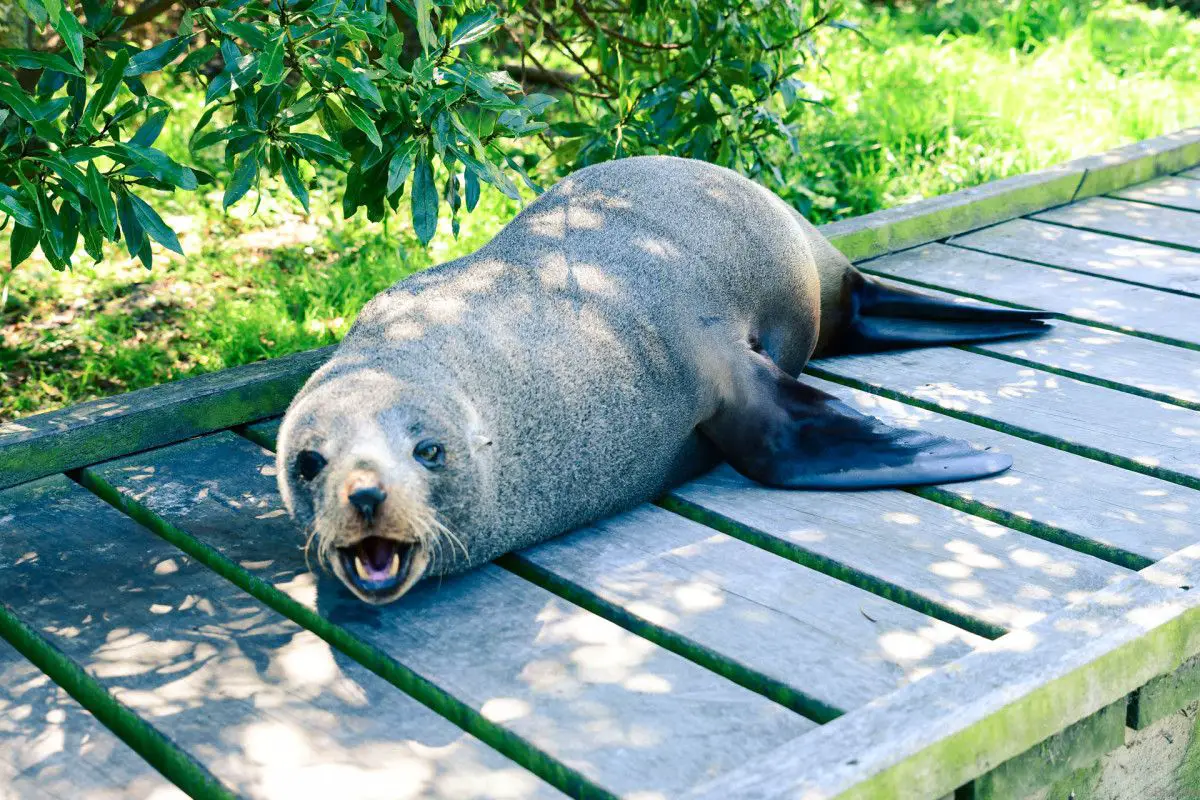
xmin=831 ymin=274 xmax=1053 ymax=355
xmin=702 ymin=354 xmax=1011 ymax=489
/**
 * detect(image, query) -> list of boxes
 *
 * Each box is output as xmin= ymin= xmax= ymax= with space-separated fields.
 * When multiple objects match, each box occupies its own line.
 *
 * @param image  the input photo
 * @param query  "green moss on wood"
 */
xmin=974 ymin=699 xmax=1126 ymax=800
xmin=832 ymin=602 xmax=1200 ymax=800
xmin=1130 ymin=654 xmax=1200 ymax=730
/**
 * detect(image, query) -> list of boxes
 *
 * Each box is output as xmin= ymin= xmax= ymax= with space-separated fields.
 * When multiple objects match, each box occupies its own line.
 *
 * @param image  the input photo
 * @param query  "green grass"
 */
xmin=4 ymin=0 xmax=1200 ymax=421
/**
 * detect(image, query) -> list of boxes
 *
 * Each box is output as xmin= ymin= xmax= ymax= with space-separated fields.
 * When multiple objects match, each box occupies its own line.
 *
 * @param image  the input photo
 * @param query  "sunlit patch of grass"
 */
xmin=784 ymin=0 xmax=1200 ymax=220
xmin=4 ymin=0 xmax=1200 ymax=420
xmin=1 ymin=168 xmax=519 ymax=420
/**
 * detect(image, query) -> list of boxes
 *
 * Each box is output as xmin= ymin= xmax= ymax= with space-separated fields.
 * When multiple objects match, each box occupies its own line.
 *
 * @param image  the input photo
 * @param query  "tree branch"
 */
xmin=501 ymin=62 xmax=579 ymax=89
xmin=573 ymin=1 xmax=684 ymax=51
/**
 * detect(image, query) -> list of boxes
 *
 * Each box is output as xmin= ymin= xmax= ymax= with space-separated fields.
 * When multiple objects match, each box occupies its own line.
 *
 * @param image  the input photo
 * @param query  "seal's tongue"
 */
xmin=355 ymin=536 xmax=400 ymax=582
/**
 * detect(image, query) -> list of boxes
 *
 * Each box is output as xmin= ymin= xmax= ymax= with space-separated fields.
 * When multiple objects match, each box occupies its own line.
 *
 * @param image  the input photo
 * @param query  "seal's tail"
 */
xmin=830 ymin=274 xmax=1053 ymax=355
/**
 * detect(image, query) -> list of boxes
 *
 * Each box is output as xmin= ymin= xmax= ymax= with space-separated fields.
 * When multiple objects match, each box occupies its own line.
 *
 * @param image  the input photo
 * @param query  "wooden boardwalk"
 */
xmin=2 ymin=129 xmax=1200 ymax=799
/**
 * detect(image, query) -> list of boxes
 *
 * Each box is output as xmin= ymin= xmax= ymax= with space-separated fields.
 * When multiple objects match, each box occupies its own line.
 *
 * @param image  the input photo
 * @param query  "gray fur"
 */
xmin=276 ymin=156 xmax=858 ymax=591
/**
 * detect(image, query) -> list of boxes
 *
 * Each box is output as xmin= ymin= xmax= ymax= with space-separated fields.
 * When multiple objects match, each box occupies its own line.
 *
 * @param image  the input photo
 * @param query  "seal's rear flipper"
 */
xmin=703 ymin=354 xmax=1011 ymax=489
xmin=832 ymin=275 xmax=1053 ymax=355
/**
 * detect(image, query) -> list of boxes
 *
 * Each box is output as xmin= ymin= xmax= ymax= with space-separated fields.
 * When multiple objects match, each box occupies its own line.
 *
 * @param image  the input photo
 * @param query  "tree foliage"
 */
xmin=0 ymin=0 xmax=839 ymax=272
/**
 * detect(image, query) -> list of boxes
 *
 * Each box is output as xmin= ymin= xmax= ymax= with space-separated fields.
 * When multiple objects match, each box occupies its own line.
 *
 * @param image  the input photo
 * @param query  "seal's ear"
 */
xmin=701 ymin=352 xmax=1011 ymax=489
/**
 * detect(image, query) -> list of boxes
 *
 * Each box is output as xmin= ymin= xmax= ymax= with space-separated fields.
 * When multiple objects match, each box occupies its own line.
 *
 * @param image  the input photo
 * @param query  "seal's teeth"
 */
xmin=354 ymin=555 xmax=370 ymax=582
xmin=387 ymin=552 xmax=400 ymax=578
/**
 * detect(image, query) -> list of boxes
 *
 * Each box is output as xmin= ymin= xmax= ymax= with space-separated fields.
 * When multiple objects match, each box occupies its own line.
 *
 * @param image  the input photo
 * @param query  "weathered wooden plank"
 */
xmin=973 ymin=698 xmax=1128 ymax=800
xmin=686 ymin=543 xmax=1200 ymax=800
xmin=670 ymin=463 xmax=1128 ymax=635
xmin=88 ymin=433 xmax=816 ymax=798
xmin=950 ymin=217 xmax=1200 ymax=297
xmin=0 ymin=638 xmax=186 ymax=800
xmin=819 ymin=126 xmax=1200 ymax=262
xmin=1112 ymin=175 xmax=1200 ymax=213
xmin=809 ymin=347 xmax=1200 ymax=488
xmin=513 ymin=504 xmax=984 ymax=715
xmin=820 ymin=166 xmax=1083 ymax=263
xmin=854 ymin=274 xmax=1200 ymax=412
xmin=806 ymin=376 xmax=1200 ymax=564
xmin=1033 ymin=197 xmax=1200 ymax=252
xmin=0 ymin=346 xmax=334 ymax=492
xmin=977 ymin=318 xmax=1200 ymax=410
xmin=861 ymin=244 xmax=1200 ymax=348
xmin=1070 ymin=126 xmax=1200 ymax=198
xmin=0 ymin=475 xmax=562 ymax=800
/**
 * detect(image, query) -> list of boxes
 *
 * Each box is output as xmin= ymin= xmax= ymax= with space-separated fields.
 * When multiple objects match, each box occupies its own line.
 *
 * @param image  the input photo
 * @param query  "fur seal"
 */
xmin=276 ymin=156 xmax=1051 ymax=604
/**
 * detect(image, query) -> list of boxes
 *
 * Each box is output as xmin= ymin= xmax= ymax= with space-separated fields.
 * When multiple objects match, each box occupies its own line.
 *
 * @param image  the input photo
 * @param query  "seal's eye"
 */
xmin=296 ymin=450 xmax=327 ymax=481
xmin=413 ymin=439 xmax=445 ymax=469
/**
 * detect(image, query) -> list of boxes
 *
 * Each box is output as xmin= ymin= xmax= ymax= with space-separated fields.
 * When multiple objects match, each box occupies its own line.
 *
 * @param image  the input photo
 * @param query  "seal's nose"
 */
xmin=349 ymin=486 xmax=387 ymax=524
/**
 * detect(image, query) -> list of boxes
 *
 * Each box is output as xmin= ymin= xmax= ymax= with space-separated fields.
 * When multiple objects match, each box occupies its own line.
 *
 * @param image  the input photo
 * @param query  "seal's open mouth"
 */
xmin=337 ymin=537 xmax=418 ymax=596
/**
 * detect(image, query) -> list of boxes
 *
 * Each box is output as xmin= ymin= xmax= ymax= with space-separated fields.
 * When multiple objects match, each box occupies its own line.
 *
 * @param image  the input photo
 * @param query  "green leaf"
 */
xmin=82 ymin=50 xmax=131 ymax=131
xmin=28 ymin=96 xmax=70 ymax=122
xmin=85 ymin=162 xmax=118 ymax=238
xmin=59 ymin=201 xmax=79 ymax=261
xmin=411 ymin=151 xmax=438 ymax=244
xmin=0 ymin=82 xmax=39 ymax=121
xmin=128 ymin=193 xmax=183 ymax=254
xmin=40 ymin=0 xmax=62 ymax=24
xmin=204 ymin=70 xmax=232 ymax=104
xmin=0 ymin=49 xmax=81 ymax=76
xmin=53 ymin=11 xmax=85 ymax=71
xmin=125 ymin=36 xmax=193 ymax=77
xmin=9 ymin=224 xmax=40 ymax=267
xmin=259 ymin=35 xmax=285 ymax=86
xmin=338 ymin=96 xmax=382 ymax=150
xmin=464 ymin=167 xmax=479 ymax=212
xmin=414 ymin=0 xmax=437 ymax=52
xmin=284 ymin=132 xmax=349 ymax=160
xmin=119 ymin=144 xmax=199 ymax=191
xmin=37 ymin=192 xmax=64 ymax=266
xmin=81 ymin=204 xmax=104 ymax=260
xmin=280 ymin=156 xmax=308 ymax=213
xmin=15 ymin=0 xmax=47 ymax=26
xmin=223 ymin=152 xmax=258 ymax=208
xmin=192 ymin=124 xmax=259 ymax=151
xmin=130 ymin=109 xmax=170 ymax=147
xmin=116 ymin=190 xmax=146 ymax=260
xmin=522 ymin=93 xmax=557 ymax=116
xmin=0 ymin=187 xmax=37 ymax=228
xmin=223 ymin=21 xmax=269 ymax=49
xmin=450 ymin=7 xmax=500 ymax=48
xmin=330 ymin=62 xmax=383 ymax=108
xmin=386 ymin=140 xmax=417 ymax=196
xmin=37 ymin=154 xmax=88 ymax=199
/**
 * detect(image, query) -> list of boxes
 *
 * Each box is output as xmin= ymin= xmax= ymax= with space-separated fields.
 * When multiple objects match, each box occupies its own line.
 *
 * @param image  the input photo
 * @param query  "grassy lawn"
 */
xmin=4 ymin=0 xmax=1200 ymax=421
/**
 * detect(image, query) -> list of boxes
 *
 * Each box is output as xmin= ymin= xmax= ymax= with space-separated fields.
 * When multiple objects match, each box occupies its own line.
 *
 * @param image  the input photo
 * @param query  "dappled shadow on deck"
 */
xmin=84 ymin=431 xmax=810 ymax=798
xmin=0 ymin=476 xmax=550 ymax=800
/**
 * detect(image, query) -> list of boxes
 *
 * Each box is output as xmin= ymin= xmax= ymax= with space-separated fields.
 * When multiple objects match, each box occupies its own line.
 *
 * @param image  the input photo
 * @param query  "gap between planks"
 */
xmin=861 ymin=264 xmax=1200 ymax=354
xmin=0 ymin=601 xmax=232 ymax=800
xmin=1031 ymin=199 xmax=1200 ymax=255
xmin=865 ymin=268 xmax=1200 ymax=414
xmin=808 ymin=360 xmax=1200 ymax=496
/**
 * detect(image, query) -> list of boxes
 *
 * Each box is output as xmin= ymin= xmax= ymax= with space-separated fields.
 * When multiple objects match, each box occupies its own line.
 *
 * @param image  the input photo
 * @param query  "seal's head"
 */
xmin=276 ymin=360 xmax=492 ymax=604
